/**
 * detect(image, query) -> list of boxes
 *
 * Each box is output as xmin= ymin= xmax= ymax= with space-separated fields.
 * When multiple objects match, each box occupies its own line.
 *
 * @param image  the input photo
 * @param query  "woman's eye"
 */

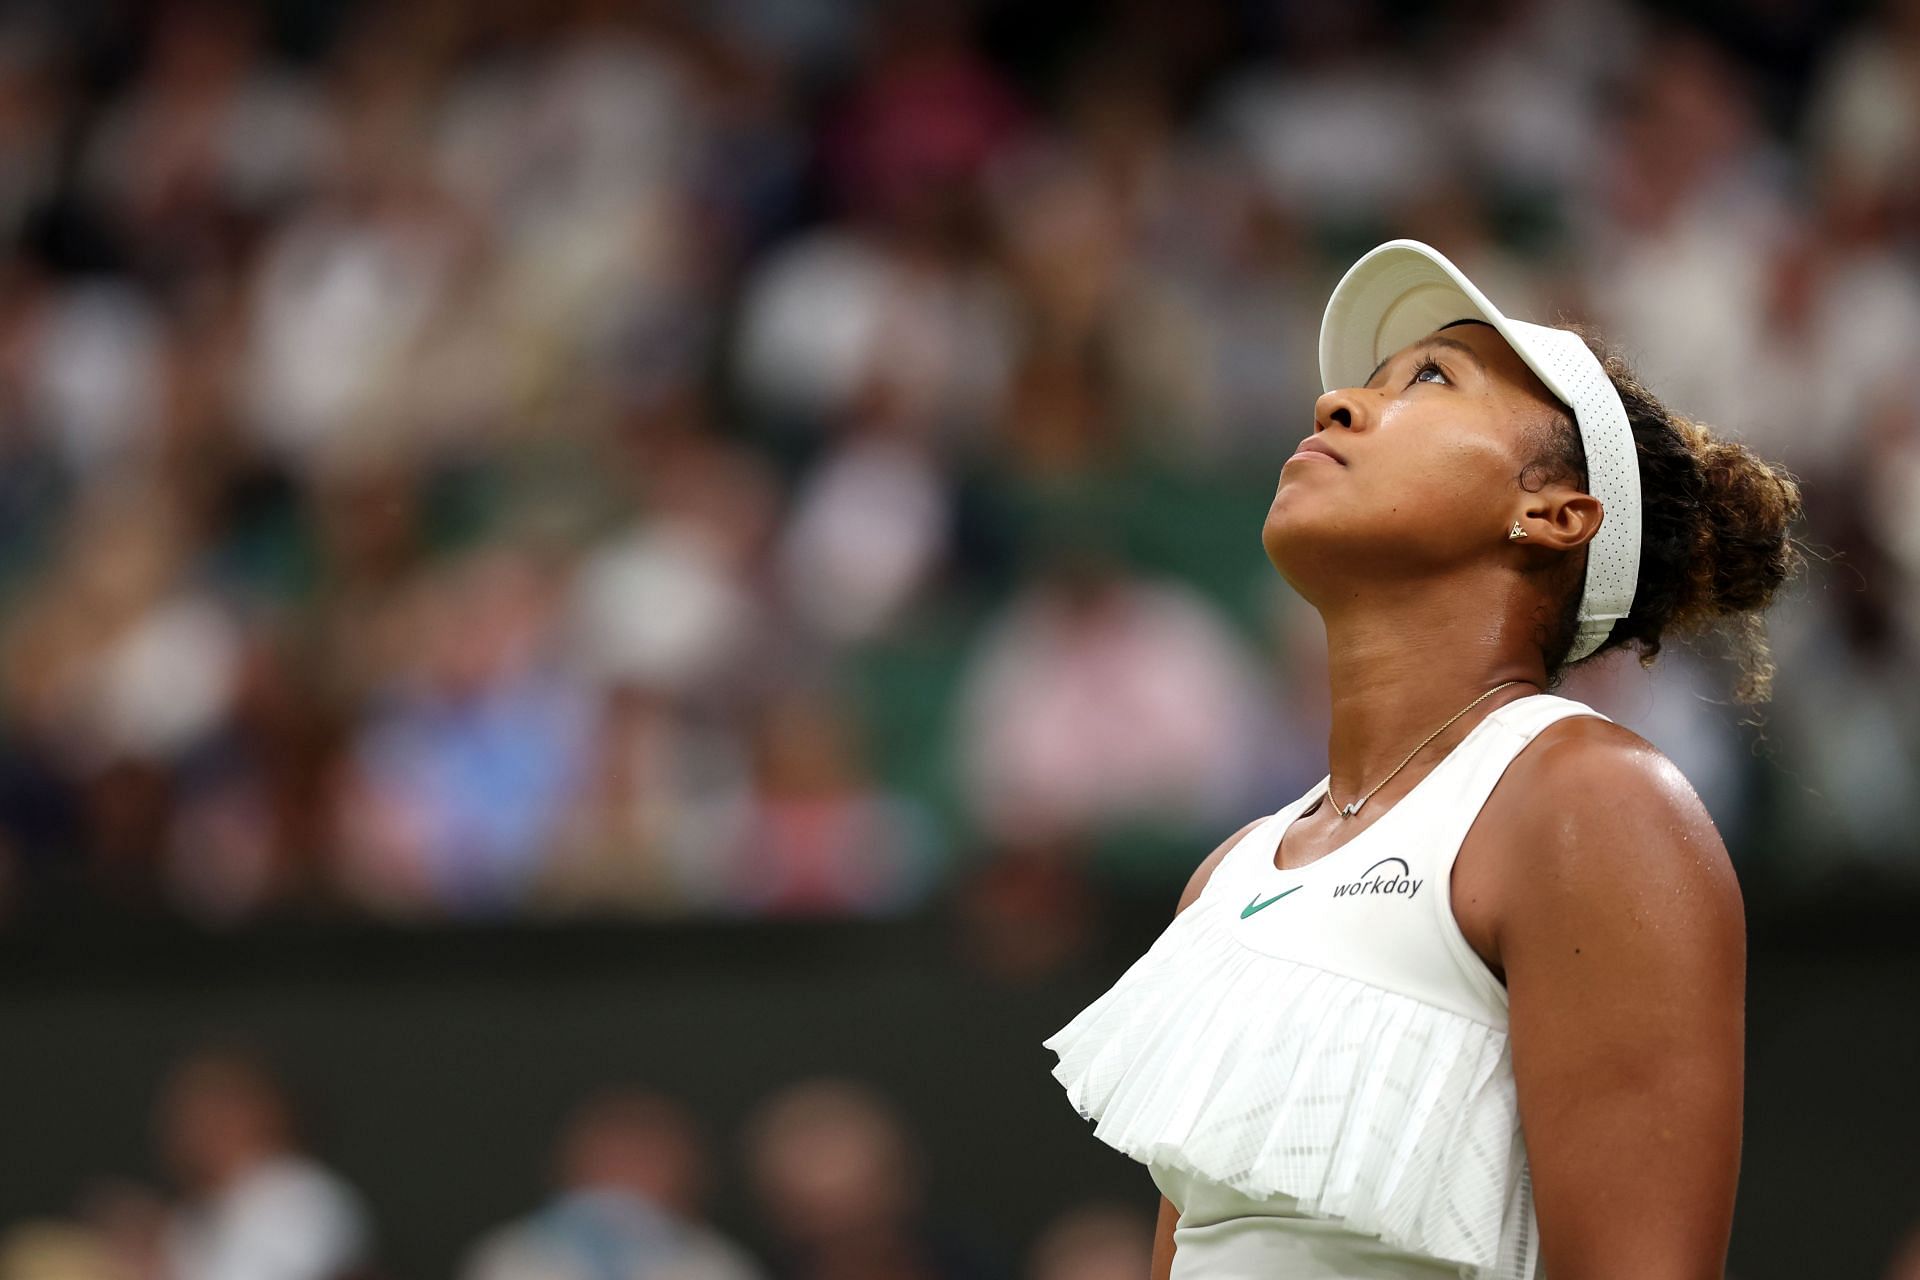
xmin=1409 ymin=360 xmax=1448 ymax=387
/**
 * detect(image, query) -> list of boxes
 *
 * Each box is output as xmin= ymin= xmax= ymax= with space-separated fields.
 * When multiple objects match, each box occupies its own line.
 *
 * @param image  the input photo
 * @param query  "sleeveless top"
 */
xmin=1045 ymin=694 xmax=1609 ymax=1280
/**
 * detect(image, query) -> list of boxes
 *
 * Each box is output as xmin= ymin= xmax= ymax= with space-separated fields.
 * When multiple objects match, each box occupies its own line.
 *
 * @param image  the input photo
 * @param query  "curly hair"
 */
xmin=1524 ymin=331 xmax=1803 ymax=702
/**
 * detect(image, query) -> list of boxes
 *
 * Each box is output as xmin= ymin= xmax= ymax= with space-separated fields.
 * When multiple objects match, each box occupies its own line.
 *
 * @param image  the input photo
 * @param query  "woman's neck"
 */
xmin=1318 ymin=585 xmax=1547 ymax=801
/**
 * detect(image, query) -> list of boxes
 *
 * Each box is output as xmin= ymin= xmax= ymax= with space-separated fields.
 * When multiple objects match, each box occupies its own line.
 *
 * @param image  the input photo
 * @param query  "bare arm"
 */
xmin=1147 ymin=818 xmax=1264 ymax=1279
xmin=1483 ymin=722 xmax=1745 ymax=1280
xmin=1149 ymin=1195 xmax=1179 ymax=1280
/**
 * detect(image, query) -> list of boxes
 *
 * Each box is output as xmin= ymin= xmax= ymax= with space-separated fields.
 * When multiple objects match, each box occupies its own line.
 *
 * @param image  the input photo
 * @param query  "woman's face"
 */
xmin=1261 ymin=320 xmax=1567 ymax=600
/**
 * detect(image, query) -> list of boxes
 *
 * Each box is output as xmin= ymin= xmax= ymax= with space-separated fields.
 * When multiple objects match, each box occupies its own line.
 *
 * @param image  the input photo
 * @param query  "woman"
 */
xmin=1045 ymin=240 xmax=1800 ymax=1280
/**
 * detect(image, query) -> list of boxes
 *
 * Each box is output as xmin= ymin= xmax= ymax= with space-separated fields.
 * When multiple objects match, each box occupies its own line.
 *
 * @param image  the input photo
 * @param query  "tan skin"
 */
xmin=1147 ymin=322 xmax=1745 ymax=1280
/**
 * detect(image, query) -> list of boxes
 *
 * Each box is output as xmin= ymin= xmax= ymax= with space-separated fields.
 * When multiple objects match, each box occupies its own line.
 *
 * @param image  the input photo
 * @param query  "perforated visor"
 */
xmin=1318 ymin=240 xmax=1641 ymax=662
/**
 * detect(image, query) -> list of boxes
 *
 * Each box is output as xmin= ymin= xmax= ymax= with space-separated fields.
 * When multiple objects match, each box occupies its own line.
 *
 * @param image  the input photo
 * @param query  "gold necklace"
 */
xmin=1329 ymin=680 xmax=1534 ymax=819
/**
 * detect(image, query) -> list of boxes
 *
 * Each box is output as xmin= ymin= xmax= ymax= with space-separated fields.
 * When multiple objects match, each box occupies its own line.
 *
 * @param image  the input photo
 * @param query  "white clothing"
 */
xmin=1046 ymin=694 xmax=1609 ymax=1279
xmin=166 ymin=1154 xmax=369 ymax=1280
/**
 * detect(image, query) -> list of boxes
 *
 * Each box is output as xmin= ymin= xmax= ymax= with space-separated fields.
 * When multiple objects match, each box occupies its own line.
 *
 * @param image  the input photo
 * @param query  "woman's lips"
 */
xmin=1288 ymin=438 xmax=1346 ymax=466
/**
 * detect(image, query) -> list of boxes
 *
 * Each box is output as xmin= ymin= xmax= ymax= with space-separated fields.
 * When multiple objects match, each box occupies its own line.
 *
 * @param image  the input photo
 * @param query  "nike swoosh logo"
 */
xmin=1241 ymin=886 xmax=1302 ymax=918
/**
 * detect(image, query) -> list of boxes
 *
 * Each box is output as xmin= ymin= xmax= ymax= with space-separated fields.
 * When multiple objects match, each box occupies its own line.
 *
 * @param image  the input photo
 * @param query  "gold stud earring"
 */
xmin=1508 ymin=521 xmax=1528 ymax=541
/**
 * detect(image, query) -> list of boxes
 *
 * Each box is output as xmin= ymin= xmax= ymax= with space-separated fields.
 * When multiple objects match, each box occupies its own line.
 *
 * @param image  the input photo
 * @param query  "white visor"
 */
xmin=1318 ymin=239 xmax=1641 ymax=663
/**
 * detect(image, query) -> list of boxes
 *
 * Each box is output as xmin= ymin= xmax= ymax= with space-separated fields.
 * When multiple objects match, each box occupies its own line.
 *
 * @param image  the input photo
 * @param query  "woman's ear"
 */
xmin=1509 ymin=490 xmax=1604 ymax=552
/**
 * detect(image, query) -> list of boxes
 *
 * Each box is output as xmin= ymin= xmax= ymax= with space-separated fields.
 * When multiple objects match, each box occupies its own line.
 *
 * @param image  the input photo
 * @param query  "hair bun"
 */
xmin=1677 ymin=422 xmax=1803 ymax=623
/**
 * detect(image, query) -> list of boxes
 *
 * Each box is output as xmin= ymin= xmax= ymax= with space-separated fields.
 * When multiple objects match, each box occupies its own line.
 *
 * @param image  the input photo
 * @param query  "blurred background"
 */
xmin=0 ymin=0 xmax=1915 ymax=1276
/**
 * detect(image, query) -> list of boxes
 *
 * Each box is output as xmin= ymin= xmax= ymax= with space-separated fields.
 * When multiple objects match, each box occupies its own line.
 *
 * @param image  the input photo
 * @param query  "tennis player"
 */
xmin=1046 ymin=240 xmax=1801 ymax=1279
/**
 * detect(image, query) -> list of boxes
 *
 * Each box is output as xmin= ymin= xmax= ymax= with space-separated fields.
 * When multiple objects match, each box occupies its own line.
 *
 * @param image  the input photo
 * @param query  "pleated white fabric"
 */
xmin=1047 ymin=896 xmax=1523 ymax=1273
xmin=1046 ymin=693 xmax=1606 ymax=1280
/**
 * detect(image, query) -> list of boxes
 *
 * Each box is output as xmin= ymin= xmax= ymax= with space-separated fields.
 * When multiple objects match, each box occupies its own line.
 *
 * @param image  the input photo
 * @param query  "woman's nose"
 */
xmin=1313 ymin=388 xmax=1361 ymax=433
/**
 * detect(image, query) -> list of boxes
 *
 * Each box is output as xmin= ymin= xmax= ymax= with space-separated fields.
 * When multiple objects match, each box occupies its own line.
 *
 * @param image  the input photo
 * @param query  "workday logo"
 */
xmin=1331 ymin=856 xmax=1424 ymax=900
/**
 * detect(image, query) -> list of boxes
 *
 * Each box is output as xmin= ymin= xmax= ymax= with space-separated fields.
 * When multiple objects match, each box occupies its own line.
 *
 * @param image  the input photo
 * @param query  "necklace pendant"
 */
xmin=1341 ymin=800 xmax=1361 ymax=818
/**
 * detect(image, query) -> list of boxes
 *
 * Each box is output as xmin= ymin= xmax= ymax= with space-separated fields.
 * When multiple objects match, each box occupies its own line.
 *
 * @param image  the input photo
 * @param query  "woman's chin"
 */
xmin=1261 ymin=511 xmax=1302 ymax=575
xmin=1262 ymin=486 xmax=1314 ymax=557
xmin=1261 ymin=500 xmax=1346 ymax=585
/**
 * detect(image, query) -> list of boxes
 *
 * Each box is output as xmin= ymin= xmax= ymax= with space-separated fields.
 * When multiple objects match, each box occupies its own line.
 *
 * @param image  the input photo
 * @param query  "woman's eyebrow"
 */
xmin=1365 ymin=335 xmax=1489 ymax=387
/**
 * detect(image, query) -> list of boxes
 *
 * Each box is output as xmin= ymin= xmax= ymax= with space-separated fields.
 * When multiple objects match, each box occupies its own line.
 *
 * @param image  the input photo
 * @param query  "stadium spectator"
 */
xmin=958 ymin=557 xmax=1270 ymax=848
xmin=0 ymin=1222 xmax=126 ymax=1280
xmin=156 ymin=1046 xmax=371 ymax=1280
xmin=533 ymin=681 xmax=748 ymax=914
xmin=463 ymin=1089 xmax=760 ymax=1280
xmin=711 ymin=687 xmax=939 ymax=917
xmin=745 ymin=1079 xmax=1004 ymax=1280
xmin=1024 ymin=1205 xmax=1151 ymax=1280
xmin=330 ymin=545 xmax=591 ymax=916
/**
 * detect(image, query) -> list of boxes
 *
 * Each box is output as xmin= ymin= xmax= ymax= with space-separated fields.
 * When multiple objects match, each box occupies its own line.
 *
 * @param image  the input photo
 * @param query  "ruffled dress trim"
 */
xmin=1045 ymin=895 xmax=1527 ymax=1274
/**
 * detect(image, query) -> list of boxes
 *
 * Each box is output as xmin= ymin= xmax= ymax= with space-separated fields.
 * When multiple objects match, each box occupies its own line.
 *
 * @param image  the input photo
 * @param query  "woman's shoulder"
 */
xmin=1483 ymin=711 xmax=1740 ymax=917
xmin=1503 ymin=711 xmax=1699 ymax=818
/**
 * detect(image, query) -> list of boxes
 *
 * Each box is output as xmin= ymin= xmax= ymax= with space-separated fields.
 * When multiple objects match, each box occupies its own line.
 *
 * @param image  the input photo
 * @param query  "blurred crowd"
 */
xmin=0 ymin=0 xmax=1918 ymax=928
xmin=0 ymin=1044 xmax=1152 ymax=1280
xmin=5 ymin=1042 xmax=1917 ymax=1280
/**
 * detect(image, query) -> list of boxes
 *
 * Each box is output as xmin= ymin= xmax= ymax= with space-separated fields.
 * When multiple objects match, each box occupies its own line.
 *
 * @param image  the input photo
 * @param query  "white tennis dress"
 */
xmin=1047 ymin=694 xmax=1607 ymax=1280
